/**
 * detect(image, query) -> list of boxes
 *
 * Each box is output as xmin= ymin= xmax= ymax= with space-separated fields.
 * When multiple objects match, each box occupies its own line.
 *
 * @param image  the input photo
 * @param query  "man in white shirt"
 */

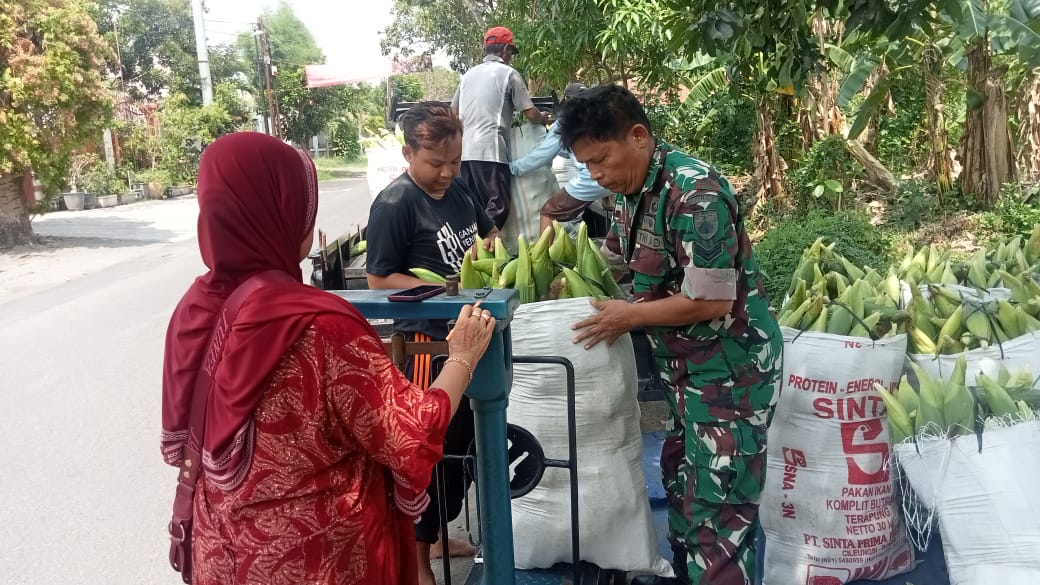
xmin=509 ymin=82 xmax=611 ymax=233
xmin=452 ymin=26 xmax=547 ymax=229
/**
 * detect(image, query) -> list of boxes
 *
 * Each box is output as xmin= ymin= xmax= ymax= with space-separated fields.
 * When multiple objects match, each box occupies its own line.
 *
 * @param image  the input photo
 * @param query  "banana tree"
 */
xmin=799 ymin=9 xmax=850 ymax=149
xmin=1019 ymin=66 xmax=1040 ymax=185
xmin=956 ymin=0 xmax=1017 ymax=206
xmin=599 ymin=0 xmax=833 ymax=206
xmin=826 ymin=26 xmax=961 ymax=197
xmin=841 ymin=0 xmax=1040 ymax=206
xmin=992 ymin=0 xmax=1040 ymax=186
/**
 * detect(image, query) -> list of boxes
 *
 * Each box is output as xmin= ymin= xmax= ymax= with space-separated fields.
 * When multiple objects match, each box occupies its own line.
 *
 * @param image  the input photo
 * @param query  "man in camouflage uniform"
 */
xmin=561 ymin=85 xmax=782 ymax=585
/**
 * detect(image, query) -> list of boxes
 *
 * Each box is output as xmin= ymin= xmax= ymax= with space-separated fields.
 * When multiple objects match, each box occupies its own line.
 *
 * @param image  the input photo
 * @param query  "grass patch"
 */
xmin=313 ymin=155 xmax=367 ymax=170
xmin=313 ymin=155 xmax=368 ymax=180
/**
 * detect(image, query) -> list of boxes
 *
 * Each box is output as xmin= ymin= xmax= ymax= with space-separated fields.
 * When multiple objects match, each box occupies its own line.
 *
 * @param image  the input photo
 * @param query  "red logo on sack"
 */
xmin=806 ymin=565 xmax=850 ymax=585
xmin=840 ymin=420 xmax=889 ymax=485
xmin=782 ymin=447 xmax=808 ymax=491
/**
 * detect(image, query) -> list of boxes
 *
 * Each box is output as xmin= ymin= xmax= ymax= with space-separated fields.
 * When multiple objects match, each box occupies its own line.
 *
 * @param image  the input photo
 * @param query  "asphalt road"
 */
xmin=0 ymin=177 xmax=371 ymax=584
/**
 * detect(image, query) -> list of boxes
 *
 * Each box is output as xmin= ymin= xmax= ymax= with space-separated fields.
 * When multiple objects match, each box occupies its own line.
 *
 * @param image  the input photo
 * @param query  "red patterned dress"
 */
xmin=190 ymin=314 xmax=451 ymax=584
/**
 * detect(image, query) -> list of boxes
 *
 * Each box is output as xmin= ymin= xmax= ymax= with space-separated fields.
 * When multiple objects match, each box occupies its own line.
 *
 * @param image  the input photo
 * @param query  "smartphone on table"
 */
xmin=387 ymin=284 xmax=446 ymax=302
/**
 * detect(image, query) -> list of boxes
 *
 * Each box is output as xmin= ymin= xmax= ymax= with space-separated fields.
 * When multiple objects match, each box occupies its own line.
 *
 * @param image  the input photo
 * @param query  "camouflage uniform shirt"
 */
xmin=606 ymin=141 xmax=781 ymax=423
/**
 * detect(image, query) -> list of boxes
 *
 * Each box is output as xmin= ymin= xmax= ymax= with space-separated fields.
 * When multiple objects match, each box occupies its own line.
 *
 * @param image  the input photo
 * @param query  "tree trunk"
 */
xmin=846 ymin=139 xmax=897 ymax=194
xmin=0 ymin=172 xmax=35 ymax=248
xmin=960 ymin=40 xmax=1016 ymax=207
xmin=924 ymin=46 xmax=956 ymax=198
xmin=799 ymin=14 xmax=847 ymax=147
xmin=752 ymin=94 xmax=787 ymax=211
xmin=1017 ymin=67 xmax=1040 ymax=185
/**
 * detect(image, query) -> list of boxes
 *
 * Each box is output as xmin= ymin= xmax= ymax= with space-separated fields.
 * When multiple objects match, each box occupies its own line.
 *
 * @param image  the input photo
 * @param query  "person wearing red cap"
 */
xmin=452 ymin=26 xmax=548 ymax=230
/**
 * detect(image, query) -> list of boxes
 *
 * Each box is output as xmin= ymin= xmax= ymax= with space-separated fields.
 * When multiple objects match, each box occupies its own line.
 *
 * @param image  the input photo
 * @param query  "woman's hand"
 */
xmin=447 ymin=304 xmax=496 ymax=365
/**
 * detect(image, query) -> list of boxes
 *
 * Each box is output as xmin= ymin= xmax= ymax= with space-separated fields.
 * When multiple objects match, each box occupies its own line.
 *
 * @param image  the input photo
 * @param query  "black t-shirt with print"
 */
xmin=366 ymin=171 xmax=495 ymax=338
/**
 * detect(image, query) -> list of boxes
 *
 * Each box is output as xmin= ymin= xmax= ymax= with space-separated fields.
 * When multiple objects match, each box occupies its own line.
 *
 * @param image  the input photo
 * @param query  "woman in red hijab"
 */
xmin=161 ymin=132 xmax=495 ymax=584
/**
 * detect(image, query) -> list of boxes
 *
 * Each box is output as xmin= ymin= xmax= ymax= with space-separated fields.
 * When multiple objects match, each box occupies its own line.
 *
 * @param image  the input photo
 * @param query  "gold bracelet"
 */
xmin=444 ymin=357 xmax=474 ymax=382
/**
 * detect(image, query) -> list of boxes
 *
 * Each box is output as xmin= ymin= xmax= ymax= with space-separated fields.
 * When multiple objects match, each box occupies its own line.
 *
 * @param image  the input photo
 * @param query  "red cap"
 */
xmin=484 ymin=26 xmax=515 ymax=47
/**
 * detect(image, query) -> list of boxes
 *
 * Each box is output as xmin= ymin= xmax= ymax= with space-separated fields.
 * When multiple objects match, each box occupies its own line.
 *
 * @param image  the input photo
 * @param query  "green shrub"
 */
xmin=788 ymin=135 xmax=864 ymax=212
xmin=884 ymin=179 xmax=941 ymax=231
xmin=978 ymin=184 xmax=1040 ymax=240
xmin=754 ymin=210 xmax=893 ymax=305
xmin=644 ymin=91 xmax=755 ymax=176
xmin=82 ymin=161 xmax=129 ymax=194
xmin=329 ymin=118 xmax=363 ymax=162
xmin=874 ymin=69 xmax=929 ymax=176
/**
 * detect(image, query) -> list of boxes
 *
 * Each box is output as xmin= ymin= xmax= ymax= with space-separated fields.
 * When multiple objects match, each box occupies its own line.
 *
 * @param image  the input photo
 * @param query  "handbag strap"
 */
xmin=169 ymin=270 xmax=295 ymax=536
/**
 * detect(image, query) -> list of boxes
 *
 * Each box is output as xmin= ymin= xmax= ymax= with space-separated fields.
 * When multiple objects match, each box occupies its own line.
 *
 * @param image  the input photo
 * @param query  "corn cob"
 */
xmin=798 ymin=296 xmax=826 ymax=330
xmin=460 ymin=253 xmax=483 ymax=289
xmin=410 ymin=268 xmax=446 ymax=283
xmin=494 ymin=236 xmax=509 ymax=263
xmin=896 ymin=376 xmax=921 ymax=415
xmin=875 ymin=383 xmax=913 ymax=444
xmin=977 ymin=372 xmax=1019 ymax=417
xmin=549 ymin=273 xmax=568 ymax=300
xmin=530 ymin=225 xmax=555 ymax=301
xmin=848 ymin=312 xmax=882 ymax=338
xmin=562 ymin=266 xmax=591 ymax=298
xmin=779 ymin=297 xmax=813 ymax=328
xmin=786 ymin=278 xmax=808 ymax=312
xmin=944 ymin=356 xmax=976 ymax=436
xmin=515 ymin=235 xmax=536 ymax=304
xmin=586 ymin=242 xmax=623 ymax=298
xmin=498 ymin=258 xmax=519 ymax=288
xmin=475 ymin=236 xmax=494 ymax=260
xmin=910 ymin=362 xmax=946 ymax=432
xmin=471 ymin=258 xmax=501 ymax=274
xmin=490 ymin=261 xmax=502 ymax=289
xmin=827 ymin=300 xmax=855 ymax=336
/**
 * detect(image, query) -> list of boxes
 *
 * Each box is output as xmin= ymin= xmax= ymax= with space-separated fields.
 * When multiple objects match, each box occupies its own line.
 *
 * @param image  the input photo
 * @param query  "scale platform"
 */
xmin=464 ymin=563 xmax=626 ymax=585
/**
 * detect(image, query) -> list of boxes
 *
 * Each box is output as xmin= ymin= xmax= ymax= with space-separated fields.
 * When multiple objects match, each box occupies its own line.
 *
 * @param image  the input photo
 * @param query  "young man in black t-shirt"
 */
xmin=366 ymin=102 xmax=498 ymax=585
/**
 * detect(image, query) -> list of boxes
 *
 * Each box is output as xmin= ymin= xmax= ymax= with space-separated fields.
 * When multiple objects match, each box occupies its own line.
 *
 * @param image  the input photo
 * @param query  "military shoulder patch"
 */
xmin=693 ymin=208 xmax=719 ymax=240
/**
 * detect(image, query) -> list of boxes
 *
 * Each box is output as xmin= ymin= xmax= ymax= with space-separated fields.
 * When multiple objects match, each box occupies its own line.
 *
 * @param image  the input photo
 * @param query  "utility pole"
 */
xmin=252 ymin=23 xmax=270 ymax=135
xmin=257 ymin=17 xmax=280 ymax=138
xmin=189 ymin=0 xmax=214 ymax=105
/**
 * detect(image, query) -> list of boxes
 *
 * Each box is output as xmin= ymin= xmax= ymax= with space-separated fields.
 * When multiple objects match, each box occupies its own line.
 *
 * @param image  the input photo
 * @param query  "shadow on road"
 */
xmin=26 ymin=215 xmax=183 ymax=247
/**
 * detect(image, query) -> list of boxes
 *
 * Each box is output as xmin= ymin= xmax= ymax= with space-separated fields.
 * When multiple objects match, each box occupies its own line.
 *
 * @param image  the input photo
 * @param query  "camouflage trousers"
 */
xmin=661 ymin=411 xmax=770 ymax=585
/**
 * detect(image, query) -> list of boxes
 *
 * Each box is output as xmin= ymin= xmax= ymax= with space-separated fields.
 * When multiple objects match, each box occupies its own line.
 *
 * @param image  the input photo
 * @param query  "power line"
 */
xmin=204 ymin=18 xmax=255 ymax=25
xmin=205 ymin=29 xmax=250 ymax=38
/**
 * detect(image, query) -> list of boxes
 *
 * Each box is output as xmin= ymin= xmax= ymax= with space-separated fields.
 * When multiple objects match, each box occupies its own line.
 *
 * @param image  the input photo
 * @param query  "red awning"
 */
xmin=304 ymin=64 xmax=390 ymax=88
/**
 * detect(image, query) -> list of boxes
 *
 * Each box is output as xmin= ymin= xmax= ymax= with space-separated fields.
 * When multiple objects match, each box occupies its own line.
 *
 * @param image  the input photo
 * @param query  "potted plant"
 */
xmin=115 ymin=166 xmax=136 ymax=205
xmin=61 ymin=154 xmax=96 ymax=211
xmin=82 ymin=164 xmax=105 ymax=208
xmin=135 ymin=168 xmax=172 ymax=200
xmin=95 ymin=167 xmax=130 ymax=207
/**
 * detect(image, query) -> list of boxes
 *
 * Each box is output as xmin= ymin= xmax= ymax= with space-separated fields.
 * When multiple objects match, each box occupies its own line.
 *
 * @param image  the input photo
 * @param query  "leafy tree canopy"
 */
xmin=0 ymin=0 xmax=114 ymax=193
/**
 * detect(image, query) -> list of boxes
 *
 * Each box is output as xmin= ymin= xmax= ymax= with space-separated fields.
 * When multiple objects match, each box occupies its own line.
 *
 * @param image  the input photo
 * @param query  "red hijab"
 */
xmin=161 ymin=132 xmax=374 ymax=489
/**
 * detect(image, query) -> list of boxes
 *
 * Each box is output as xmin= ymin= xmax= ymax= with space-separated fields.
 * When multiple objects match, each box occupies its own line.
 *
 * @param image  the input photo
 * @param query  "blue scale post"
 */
xmin=332 ymin=288 xmax=520 ymax=585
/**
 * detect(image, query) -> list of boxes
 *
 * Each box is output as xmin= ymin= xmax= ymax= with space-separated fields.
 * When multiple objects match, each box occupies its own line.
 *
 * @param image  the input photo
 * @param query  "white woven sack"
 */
xmin=894 ymin=419 xmax=1040 ymax=585
xmin=761 ymin=327 xmax=915 ymax=585
xmin=907 ymin=330 xmax=1040 ymax=387
xmin=365 ymin=144 xmax=408 ymax=200
xmin=507 ymin=298 xmax=672 ymax=576
xmin=501 ymin=123 xmax=559 ymax=246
